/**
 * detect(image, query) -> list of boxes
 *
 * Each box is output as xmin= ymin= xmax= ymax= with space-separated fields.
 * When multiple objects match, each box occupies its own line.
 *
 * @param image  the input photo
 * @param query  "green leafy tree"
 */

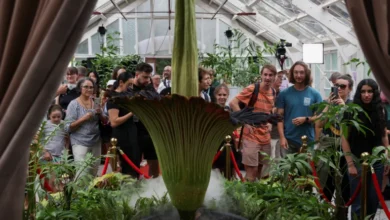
xmin=200 ymin=29 xmax=275 ymax=87
xmin=90 ymin=31 xmax=141 ymax=88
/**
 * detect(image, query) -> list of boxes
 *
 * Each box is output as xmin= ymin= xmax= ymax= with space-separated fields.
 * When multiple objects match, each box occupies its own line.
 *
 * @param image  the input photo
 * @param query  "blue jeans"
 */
xmin=349 ymin=162 xmax=384 ymax=219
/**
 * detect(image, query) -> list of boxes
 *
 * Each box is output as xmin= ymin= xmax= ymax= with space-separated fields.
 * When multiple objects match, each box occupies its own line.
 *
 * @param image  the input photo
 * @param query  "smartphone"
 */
xmin=331 ymin=86 xmax=339 ymax=99
xmin=93 ymin=97 xmax=101 ymax=107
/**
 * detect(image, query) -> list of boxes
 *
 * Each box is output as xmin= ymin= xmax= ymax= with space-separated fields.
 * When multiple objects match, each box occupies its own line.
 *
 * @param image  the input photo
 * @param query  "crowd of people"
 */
xmin=37 ymin=60 xmax=389 ymax=218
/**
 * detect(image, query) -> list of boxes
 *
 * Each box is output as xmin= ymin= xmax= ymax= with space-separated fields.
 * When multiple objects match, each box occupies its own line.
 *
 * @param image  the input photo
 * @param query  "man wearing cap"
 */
xmin=106 ymin=79 xmax=116 ymax=91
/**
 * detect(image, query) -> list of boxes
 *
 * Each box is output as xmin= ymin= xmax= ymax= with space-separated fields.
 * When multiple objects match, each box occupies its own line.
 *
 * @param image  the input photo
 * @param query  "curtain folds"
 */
xmin=0 ymin=0 xmax=97 ymax=219
xmin=345 ymin=0 xmax=390 ymax=97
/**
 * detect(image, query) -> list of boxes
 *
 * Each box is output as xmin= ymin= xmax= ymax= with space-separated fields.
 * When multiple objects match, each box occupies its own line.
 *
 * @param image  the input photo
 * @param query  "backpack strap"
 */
xmin=237 ymin=82 xmax=260 ymax=151
xmin=248 ymin=82 xmax=260 ymax=108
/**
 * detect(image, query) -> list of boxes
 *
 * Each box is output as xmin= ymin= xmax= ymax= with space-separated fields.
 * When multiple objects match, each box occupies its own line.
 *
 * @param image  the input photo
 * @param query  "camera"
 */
xmin=275 ymin=39 xmax=292 ymax=59
xmin=275 ymin=39 xmax=292 ymax=70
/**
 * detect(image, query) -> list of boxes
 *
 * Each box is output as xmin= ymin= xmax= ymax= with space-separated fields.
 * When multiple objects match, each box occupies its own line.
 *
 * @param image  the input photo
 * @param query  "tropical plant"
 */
xmin=224 ymin=180 xmax=334 ymax=220
xmin=200 ymin=29 xmax=275 ymax=87
xmin=90 ymin=31 xmax=142 ymax=88
xmin=343 ymin=57 xmax=372 ymax=76
xmin=310 ymin=102 xmax=376 ymax=219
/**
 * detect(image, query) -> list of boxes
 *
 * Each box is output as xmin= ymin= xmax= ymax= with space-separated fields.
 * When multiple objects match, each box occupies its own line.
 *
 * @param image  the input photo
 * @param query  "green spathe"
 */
xmin=117 ymin=95 xmax=238 ymax=219
xmin=171 ymin=0 xmax=198 ymax=97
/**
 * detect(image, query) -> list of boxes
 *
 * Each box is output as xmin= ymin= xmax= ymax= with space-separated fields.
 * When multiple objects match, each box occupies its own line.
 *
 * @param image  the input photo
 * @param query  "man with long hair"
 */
xmin=276 ymin=61 xmax=322 ymax=156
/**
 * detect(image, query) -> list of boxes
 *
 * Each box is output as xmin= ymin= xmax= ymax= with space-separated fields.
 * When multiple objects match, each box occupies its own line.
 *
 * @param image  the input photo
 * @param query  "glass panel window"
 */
xmin=331 ymin=53 xmax=338 ymax=71
xmin=106 ymin=20 xmax=120 ymax=53
xmin=324 ymin=53 xmax=331 ymax=70
xmin=324 ymin=51 xmax=338 ymax=72
xmin=282 ymin=23 xmax=311 ymax=43
xmin=202 ymin=19 xmax=216 ymax=53
xmin=154 ymin=0 xmax=168 ymax=11
xmin=196 ymin=19 xmax=202 ymax=51
xmin=195 ymin=5 xmax=205 ymax=12
xmin=137 ymin=0 xmax=150 ymax=16
xmin=137 ymin=19 xmax=152 ymax=54
xmin=138 ymin=19 xmax=151 ymax=42
xmin=266 ymin=0 xmax=302 ymax=17
xmin=219 ymin=20 xmax=230 ymax=47
xmin=254 ymin=4 xmax=287 ymax=24
xmin=154 ymin=19 xmax=170 ymax=53
xmin=76 ymin=39 xmax=88 ymax=54
xmin=123 ymin=19 xmax=136 ymax=54
xmin=91 ymin=33 xmax=102 ymax=55
xmin=299 ymin=17 xmax=327 ymax=39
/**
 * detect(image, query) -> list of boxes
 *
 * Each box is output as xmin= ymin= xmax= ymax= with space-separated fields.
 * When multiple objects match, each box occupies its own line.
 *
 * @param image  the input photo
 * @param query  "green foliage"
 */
xmin=200 ymin=29 xmax=275 ymax=87
xmin=343 ymin=57 xmax=372 ymax=76
xmin=312 ymin=102 xmax=373 ymax=140
xmin=271 ymin=153 xmax=312 ymax=184
xmin=310 ymin=101 xmax=379 ymax=218
xmin=90 ymin=31 xmax=142 ymax=88
xmin=156 ymin=59 xmax=171 ymax=75
xmin=224 ymin=180 xmax=334 ymax=220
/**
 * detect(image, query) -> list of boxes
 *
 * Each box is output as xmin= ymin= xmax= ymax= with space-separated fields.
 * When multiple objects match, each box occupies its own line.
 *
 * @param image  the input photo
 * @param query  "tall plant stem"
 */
xmin=171 ymin=0 xmax=198 ymax=97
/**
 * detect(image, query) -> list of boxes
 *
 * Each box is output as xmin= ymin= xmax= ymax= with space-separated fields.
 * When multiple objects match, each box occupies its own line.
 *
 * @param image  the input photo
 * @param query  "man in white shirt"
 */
xmin=157 ymin=66 xmax=172 ymax=93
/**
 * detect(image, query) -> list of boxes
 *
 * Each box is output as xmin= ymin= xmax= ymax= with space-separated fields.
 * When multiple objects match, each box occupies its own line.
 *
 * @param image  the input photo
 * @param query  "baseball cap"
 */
xmin=106 ymin=80 xmax=116 ymax=87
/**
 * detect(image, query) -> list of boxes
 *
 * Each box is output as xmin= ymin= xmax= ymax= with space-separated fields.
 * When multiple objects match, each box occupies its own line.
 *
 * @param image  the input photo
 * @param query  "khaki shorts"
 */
xmin=241 ymin=139 xmax=271 ymax=167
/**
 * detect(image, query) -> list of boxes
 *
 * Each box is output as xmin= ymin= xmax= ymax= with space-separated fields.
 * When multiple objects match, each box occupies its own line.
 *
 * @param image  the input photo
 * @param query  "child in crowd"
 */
xmin=41 ymin=104 xmax=68 ymax=162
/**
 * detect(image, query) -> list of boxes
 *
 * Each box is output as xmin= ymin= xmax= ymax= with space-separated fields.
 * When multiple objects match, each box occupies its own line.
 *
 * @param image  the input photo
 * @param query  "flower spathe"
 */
xmin=115 ymin=95 xmax=237 ymax=213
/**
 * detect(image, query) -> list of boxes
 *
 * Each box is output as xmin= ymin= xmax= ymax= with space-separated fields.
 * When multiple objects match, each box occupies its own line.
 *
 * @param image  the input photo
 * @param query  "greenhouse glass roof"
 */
xmin=86 ymin=0 xmax=357 ymax=56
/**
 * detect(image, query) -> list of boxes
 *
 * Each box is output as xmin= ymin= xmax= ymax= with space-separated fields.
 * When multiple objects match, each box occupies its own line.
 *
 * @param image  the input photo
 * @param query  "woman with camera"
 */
xmin=315 ymin=74 xmax=354 ymax=208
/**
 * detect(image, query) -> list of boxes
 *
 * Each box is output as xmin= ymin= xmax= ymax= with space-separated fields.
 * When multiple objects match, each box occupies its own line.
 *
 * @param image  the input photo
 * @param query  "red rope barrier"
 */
xmin=309 ymin=160 xmax=361 ymax=208
xmin=119 ymin=150 xmax=151 ymax=179
xmin=372 ymin=171 xmax=390 ymax=219
xmin=101 ymin=156 xmax=110 ymax=176
xmin=345 ymin=180 xmax=361 ymax=207
xmin=230 ymin=151 xmax=245 ymax=182
xmin=36 ymin=168 xmax=53 ymax=192
xmin=212 ymin=151 xmax=222 ymax=165
xmin=310 ymin=161 xmax=333 ymax=205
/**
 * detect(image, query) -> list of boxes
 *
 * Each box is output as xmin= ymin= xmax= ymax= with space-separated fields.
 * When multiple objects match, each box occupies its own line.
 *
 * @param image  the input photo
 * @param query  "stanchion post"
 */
xmin=360 ymin=152 xmax=370 ymax=219
xmin=299 ymin=135 xmax=308 ymax=153
xmin=225 ymin=135 xmax=232 ymax=180
xmin=110 ymin=138 xmax=118 ymax=172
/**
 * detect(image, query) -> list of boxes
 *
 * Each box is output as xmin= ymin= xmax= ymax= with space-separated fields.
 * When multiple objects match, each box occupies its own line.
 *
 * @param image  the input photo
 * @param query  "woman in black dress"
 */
xmin=107 ymin=72 xmax=140 ymax=178
xmin=342 ymin=79 xmax=389 ymax=218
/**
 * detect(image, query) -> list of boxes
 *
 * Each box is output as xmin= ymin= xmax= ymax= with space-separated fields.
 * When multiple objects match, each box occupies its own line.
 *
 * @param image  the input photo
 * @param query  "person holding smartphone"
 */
xmin=65 ymin=78 xmax=107 ymax=177
xmin=315 ymin=74 xmax=354 ymax=209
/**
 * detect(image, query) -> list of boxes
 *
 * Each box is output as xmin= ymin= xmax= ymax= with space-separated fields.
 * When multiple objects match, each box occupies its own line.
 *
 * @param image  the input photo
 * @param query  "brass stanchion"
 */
xmin=360 ymin=152 xmax=369 ymax=219
xmin=299 ymin=135 xmax=308 ymax=153
xmin=110 ymin=138 xmax=118 ymax=172
xmin=225 ymin=135 xmax=232 ymax=180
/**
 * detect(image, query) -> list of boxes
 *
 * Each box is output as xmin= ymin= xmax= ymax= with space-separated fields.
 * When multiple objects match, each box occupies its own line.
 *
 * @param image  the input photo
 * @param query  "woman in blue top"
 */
xmin=342 ymin=79 xmax=389 ymax=218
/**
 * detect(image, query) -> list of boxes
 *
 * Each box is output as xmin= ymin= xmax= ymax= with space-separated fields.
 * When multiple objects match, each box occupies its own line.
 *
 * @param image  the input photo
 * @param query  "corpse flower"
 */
xmin=112 ymin=0 xmax=281 ymax=219
xmin=113 ymin=94 xmax=280 ymax=219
